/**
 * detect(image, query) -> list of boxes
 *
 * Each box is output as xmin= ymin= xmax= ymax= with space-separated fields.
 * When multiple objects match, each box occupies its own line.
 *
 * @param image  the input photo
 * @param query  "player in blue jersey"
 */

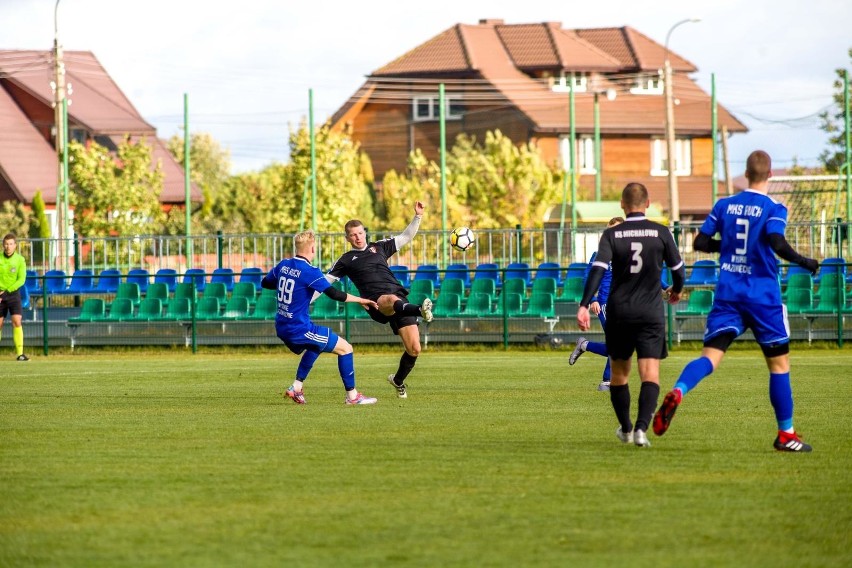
xmin=578 ymin=183 xmax=685 ymax=447
xmin=654 ymin=150 xmax=819 ymax=451
xmin=569 ymin=217 xmax=624 ymax=391
xmin=262 ymin=230 xmax=379 ymax=405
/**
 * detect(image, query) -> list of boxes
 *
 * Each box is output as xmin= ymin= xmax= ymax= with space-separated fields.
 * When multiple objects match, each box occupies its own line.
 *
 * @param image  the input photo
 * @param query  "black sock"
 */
xmin=394 ymin=352 xmax=417 ymax=385
xmin=635 ymin=382 xmax=660 ymax=432
xmin=393 ymin=299 xmax=422 ymax=317
xmin=610 ymin=384 xmax=632 ymax=433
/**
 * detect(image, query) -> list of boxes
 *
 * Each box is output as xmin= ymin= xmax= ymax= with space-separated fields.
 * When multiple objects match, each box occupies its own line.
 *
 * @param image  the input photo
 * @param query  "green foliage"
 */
xmin=819 ymin=48 xmax=852 ymax=173
xmin=167 ymin=132 xmax=231 ymax=228
xmin=68 ymin=137 xmax=165 ymax=236
xmin=30 ymin=191 xmax=51 ymax=239
xmin=379 ymin=130 xmax=562 ymax=230
xmin=0 ymin=200 xmax=30 ymax=238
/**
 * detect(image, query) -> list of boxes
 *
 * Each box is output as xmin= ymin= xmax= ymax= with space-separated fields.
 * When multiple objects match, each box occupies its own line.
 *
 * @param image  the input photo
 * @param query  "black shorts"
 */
xmin=605 ymin=319 xmax=668 ymax=361
xmin=364 ymin=292 xmax=418 ymax=335
xmin=0 ymin=290 xmax=24 ymax=318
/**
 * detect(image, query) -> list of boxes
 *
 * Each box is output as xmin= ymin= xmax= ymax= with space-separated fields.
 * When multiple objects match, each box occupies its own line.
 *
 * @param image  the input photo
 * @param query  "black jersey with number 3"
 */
xmin=593 ymin=214 xmax=683 ymax=324
xmin=328 ymin=238 xmax=407 ymax=300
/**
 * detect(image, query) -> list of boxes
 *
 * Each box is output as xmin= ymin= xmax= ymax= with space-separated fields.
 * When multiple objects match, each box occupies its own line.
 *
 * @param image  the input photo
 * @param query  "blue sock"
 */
xmin=338 ymin=353 xmax=356 ymax=390
xmin=297 ymin=350 xmax=321 ymax=380
xmin=674 ymin=356 xmax=714 ymax=396
xmin=602 ymin=357 xmax=611 ymax=381
xmin=586 ymin=341 xmax=608 ymax=357
xmin=769 ymin=372 xmax=794 ymax=431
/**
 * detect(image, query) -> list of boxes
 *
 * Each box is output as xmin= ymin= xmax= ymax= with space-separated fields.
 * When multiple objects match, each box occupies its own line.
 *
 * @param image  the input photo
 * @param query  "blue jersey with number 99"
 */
xmin=265 ymin=256 xmax=331 ymax=335
xmin=699 ymin=189 xmax=787 ymax=306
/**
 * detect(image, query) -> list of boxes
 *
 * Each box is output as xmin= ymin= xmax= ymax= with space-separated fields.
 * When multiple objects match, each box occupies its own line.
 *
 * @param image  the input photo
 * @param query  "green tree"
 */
xmin=167 ymin=132 xmax=231 ymax=229
xmin=0 ymin=201 xmax=30 ymax=238
xmin=30 ymin=191 xmax=51 ymax=239
xmin=819 ymin=48 xmax=852 ymax=173
xmin=68 ymin=137 xmax=165 ymax=236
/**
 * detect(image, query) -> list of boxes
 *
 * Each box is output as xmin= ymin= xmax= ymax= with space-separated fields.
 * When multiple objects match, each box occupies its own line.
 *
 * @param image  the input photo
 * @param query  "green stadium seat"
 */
xmin=786 ymin=288 xmax=813 ymax=314
xmin=203 ymin=282 xmax=228 ymax=304
xmin=115 ymin=282 xmax=141 ymax=307
xmin=440 ymin=278 xmax=465 ymax=298
xmin=409 ymin=278 xmax=435 ymax=299
xmin=501 ymin=277 xmax=527 ymax=300
xmin=525 ymin=292 xmax=555 ymax=317
xmin=500 ymin=292 xmax=524 ymax=317
xmin=194 ymin=297 xmax=221 ymax=320
xmin=248 ymin=295 xmax=278 ymax=320
xmin=462 ymin=292 xmax=494 ymax=317
xmin=162 ymin=297 xmax=192 ymax=320
xmin=135 ymin=298 xmax=164 ymax=321
xmin=470 ymin=278 xmax=496 ymax=298
xmin=434 ymin=291 xmax=462 ymax=317
xmin=559 ymin=277 xmax=584 ymax=303
xmin=531 ymin=277 xmax=557 ymax=298
xmin=232 ymin=281 xmax=257 ymax=306
xmin=174 ymin=282 xmax=198 ymax=304
xmin=146 ymin=282 xmax=170 ymax=307
xmin=312 ymin=294 xmax=341 ymax=319
xmin=68 ymin=298 xmax=106 ymax=322
xmin=100 ymin=297 xmax=135 ymax=321
xmin=221 ymin=296 xmax=250 ymax=319
xmin=676 ymin=289 xmax=714 ymax=316
xmin=345 ymin=300 xmax=370 ymax=319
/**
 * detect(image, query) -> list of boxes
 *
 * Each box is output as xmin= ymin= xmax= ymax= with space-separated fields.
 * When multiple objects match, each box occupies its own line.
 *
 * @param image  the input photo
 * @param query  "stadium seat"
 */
xmin=239 ymin=267 xmax=265 ymax=291
xmin=183 ymin=268 xmax=207 ymax=292
xmin=462 ymin=292 xmax=494 ymax=317
xmin=812 ymin=277 xmax=847 ymax=313
xmin=248 ymin=295 xmax=278 ymax=320
xmin=500 ymin=292 xmax=525 ymax=317
xmin=389 ymin=264 xmax=411 ymax=287
xmin=558 ymin=277 xmax=584 ymax=303
xmin=345 ymin=300 xmax=370 ymax=319
xmin=501 ymin=278 xmax=527 ymax=300
xmin=153 ymin=268 xmax=179 ymax=293
xmin=685 ymin=260 xmax=719 ymax=286
xmin=470 ymin=277 xmax=497 ymax=299
xmin=676 ymin=289 xmax=714 ymax=316
xmin=782 ymin=264 xmax=812 ymax=284
xmin=58 ymin=269 xmax=94 ymax=295
xmin=816 ymin=257 xmax=847 ymax=284
xmin=173 ymin=282 xmax=198 ymax=305
xmin=25 ymin=269 xmax=42 ymax=295
xmin=473 ymin=263 xmax=501 ymax=288
xmin=504 ymin=262 xmax=532 ymax=287
xmin=445 ymin=263 xmax=471 ymax=288
xmin=211 ymin=267 xmax=236 ymax=292
xmin=535 ymin=262 xmax=564 ymax=287
xmin=126 ymin=268 xmax=151 ymax=294
xmin=19 ymin=283 xmax=30 ymax=309
xmin=414 ymin=264 xmax=441 ymax=290
xmin=531 ymin=277 xmax=557 ymax=298
xmin=134 ymin=298 xmax=164 ymax=321
xmin=311 ymin=294 xmax=340 ymax=319
xmin=68 ymin=298 xmax=106 ymax=322
xmin=221 ymin=296 xmax=250 ymax=319
xmin=101 ymin=297 xmax=135 ymax=322
xmin=115 ymin=282 xmax=142 ymax=307
xmin=782 ymin=273 xmax=813 ymax=300
xmin=409 ymin=279 xmax=435 ymax=299
xmin=162 ymin=297 xmax=192 ymax=320
xmin=94 ymin=268 xmax=122 ymax=293
xmin=565 ymin=262 xmax=587 ymax=281
xmin=440 ymin=278 xmax=465 ymax=298
xmin=434 ymin=292 xmax=462 ymax=317
xmin=232 ymin=281 xmax=257 ymax=306
xmin=145 ymin=282 xmax=170 ymax=307
xmin=194 ymin=297 xmax=222 ymax=320
xmin=525 ymin=292 xmax=555 ymax=317
xmin=43 ymin=269 xmax=68 ymax=295
xmin=785 ymin=288 xmax=813 ymax=314
xmin=203 ymin=282 xmax=228 ymax=304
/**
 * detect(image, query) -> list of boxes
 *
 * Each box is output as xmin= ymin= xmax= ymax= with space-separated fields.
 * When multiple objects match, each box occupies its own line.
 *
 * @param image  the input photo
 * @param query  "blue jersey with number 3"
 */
xmin=266 ymin=257 xmax=331 ymax=335
xmin=700 ymin=189 xmax=787 ymax=306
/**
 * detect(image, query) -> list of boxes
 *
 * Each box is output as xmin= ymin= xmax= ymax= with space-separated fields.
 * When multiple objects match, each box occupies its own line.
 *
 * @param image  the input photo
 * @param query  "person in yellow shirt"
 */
xmin=0 ymin=233 xmax=29 ymax=361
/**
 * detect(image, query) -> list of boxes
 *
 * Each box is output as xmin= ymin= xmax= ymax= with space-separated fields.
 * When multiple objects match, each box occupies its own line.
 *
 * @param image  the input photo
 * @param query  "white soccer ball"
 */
xmin=450 ymin=227 xmax=475 ymax=252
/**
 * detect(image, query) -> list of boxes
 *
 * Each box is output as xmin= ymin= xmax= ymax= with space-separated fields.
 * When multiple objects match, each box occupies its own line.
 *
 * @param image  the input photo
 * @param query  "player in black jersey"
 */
xmin=577 ymin=183 xmax=686 ymax=447
xmin=329 ymin=201 xmax=433 ymax=399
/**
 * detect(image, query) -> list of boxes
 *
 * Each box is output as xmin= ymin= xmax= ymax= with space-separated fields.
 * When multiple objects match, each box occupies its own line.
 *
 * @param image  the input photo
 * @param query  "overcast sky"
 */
xmin=2 ymin=0 xmax=849 ymax=175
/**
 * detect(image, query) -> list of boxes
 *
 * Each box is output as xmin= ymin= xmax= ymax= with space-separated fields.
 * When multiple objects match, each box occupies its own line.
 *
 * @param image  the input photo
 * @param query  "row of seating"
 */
xmin=25 ymin=267 xmax=265 ymax=296
xmin=69 ymin=294 xmax=278 ymax=323
xmin=406 ymin=277 xmax=585 ymax=304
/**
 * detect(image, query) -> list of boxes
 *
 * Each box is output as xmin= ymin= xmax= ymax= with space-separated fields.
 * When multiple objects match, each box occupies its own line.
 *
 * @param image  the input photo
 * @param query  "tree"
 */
xmin=0 ymin=201 xmax=30 ymax=238
xmin=819 ymin=48 xmax=851 ymax=173
xmin=166 ymin=132 xmax=231 ymax=230
xmin=68 ymin=137 xmax=165 ymax=236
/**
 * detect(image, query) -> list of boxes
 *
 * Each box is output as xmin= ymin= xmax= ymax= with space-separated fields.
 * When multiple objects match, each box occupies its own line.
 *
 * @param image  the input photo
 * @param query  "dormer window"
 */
xmin=412 ymin=96 xmax=463 ymax=122
xmin=630 ymin=72 xmax=663 ymax=95
xmin=551 ymin=72 xmax=588 ymax=93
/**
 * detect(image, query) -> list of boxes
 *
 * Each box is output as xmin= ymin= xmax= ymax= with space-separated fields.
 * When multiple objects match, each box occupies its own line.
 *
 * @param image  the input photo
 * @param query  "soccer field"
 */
xmin=1 ymin=349 xmax=850 ymax=567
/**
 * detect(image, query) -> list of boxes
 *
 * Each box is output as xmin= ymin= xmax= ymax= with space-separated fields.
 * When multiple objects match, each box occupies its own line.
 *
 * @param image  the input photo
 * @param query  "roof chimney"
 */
xmin=478 ymin=19 xmax=504 ymax=26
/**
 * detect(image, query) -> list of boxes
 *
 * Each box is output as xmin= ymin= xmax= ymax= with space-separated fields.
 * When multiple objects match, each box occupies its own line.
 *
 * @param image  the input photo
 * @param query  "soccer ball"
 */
xmin=450 ymin=227 xmax=475 ymax=252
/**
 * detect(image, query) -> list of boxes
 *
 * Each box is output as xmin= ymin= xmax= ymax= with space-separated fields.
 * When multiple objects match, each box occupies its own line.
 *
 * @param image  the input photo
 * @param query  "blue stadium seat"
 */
xmin=473 ymin=263 xmax=501 ymax=288
xmin=239 ymin=267 xmax=265 ymax=291
xmin=183 ymin=268 xmax=207 ymax=292
xmin=565 ymin=262 xmax=587 ymax=281
xmin=504 ymin=262 xmax=532 ymax=287
xmin=94 ymin=268 xmax=122 ymax=293
xmin=25 ymin=270 xmax=42 ymax=296
xmin=211 ymin=267 xmax=236 ymax=292
xmin=685 ymin=260 xmax=719 ymax=286
xmin=43 ymin=270 xmax=68 ymax=295
xmin=59 ymin=269 xmax=95 ymax=295
xmin=154 ymin=268 xmax=179 ymax=293
xmin=535 ymin=262 xmax=564 ymax=287
xmin=126 ymin=268 xmax=150 ymax=294
xmin=389 ymin=264 xmax=411 ymax=287
xmin=414 ymin=264 xmax=441 ymax=290
xmin=445 ymin=263 xmax=471 ymax=288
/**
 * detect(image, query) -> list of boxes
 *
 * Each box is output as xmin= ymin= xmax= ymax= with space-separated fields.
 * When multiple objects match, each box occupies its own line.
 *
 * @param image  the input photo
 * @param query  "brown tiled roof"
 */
xmin=0 ymin=50 xmax=200 ymax=205
xmin=373 ymin=25 xmax=470 ymax=76
xmin=576 ymin=27 xmax=696 ymax=72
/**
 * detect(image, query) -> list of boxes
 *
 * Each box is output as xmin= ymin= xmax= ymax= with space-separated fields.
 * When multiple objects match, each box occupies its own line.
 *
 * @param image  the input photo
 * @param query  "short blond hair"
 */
xmin=294 ymin=230 xmax=315 ymax=253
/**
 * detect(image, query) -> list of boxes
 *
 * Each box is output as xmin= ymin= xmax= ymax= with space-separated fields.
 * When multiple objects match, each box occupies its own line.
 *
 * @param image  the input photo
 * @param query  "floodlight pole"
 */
xmin=664 ymin=18 xmax=700 ymax=223
xmin=439 ymin=83 xmax=448 ymax=267
xmin=53 ymin=0 xmax=66 ymax=269
xmin=184 ymin=93 xmax=193 ymax=268
xmin=593 ymin=89 xmax=616 ymax=201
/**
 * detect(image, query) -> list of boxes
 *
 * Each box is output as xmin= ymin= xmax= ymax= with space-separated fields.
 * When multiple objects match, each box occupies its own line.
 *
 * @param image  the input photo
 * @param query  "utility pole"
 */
xmin=52 ymin=0 xmax=66 ymax=268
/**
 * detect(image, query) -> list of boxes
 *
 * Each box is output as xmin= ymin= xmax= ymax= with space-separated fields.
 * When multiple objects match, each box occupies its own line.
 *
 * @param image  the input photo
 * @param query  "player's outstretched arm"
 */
xmin=394 ymin=201 xmax=425 ymax=250
xmin=694 ymin=232 xmax=721 ymax=253
xmin=768 ymin=234 xmax=819 ymax=274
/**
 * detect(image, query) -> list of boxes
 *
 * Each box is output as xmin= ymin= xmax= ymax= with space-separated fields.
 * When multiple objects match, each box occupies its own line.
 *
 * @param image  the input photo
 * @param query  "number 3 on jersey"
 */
xmin=630 ymin=242 xmax=643 ymax=273
xmin=278 ymin=276 xmax=295 ymax=304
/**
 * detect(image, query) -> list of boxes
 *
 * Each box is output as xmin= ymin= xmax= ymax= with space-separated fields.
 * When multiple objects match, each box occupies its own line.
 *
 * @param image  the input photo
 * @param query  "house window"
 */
xmin=552 ymin=72 xmax=588 ymax=93
xmin=630 ymin=73 xmax=664 ymax=95
xmin=412 ymin=96 xmax=463 ymax=122
xmin=651 ymin=138 xmax=691 ymax=176
xmin=559 ymin=136 xmax=596 ymax=174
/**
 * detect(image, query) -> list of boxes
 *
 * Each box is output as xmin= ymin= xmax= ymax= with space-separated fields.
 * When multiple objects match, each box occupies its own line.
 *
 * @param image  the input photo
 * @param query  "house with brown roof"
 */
xmin=331 ymin=19 xmax=747 ymax=219
xmin=0 ymin=50 xmax=201 ymax=230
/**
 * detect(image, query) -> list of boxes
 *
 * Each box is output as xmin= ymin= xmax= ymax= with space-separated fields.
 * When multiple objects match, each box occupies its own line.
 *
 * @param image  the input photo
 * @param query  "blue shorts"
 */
xmin=704 ymin=299 xmax=789 ymax=347
xmin=277 ymin=323 xmax=339 ymax=355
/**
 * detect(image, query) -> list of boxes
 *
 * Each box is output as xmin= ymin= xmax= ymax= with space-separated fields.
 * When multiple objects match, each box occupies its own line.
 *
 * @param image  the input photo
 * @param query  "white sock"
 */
xmin=292 ymin=380 xmax=304 ymax=392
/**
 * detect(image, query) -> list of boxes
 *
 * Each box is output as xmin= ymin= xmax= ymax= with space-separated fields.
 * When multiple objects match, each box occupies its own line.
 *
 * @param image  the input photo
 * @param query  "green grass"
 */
xmin=1 ymin=349 xmax=850 ymax=567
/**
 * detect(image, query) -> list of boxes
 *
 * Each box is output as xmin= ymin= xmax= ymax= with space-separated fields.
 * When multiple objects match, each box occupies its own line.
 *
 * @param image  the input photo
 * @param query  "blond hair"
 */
xmin=294 ymin=230 xmax=315 ymax=253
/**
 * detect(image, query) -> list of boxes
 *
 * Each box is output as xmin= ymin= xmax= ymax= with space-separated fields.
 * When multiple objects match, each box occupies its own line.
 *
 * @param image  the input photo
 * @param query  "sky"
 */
xmin=1 ymin=0 xmax=850 ymax=176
